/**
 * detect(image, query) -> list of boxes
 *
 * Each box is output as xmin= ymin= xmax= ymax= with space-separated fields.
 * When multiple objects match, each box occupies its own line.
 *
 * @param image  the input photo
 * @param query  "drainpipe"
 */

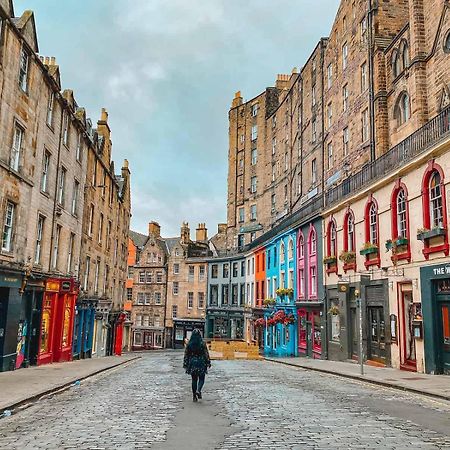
xmin=368 ymin=0 xmax=376 ymax=161
xmin=48 ymin=97 xmax=65 ymax=273
xmin=320 ymin=40 xmax=326 ymax=205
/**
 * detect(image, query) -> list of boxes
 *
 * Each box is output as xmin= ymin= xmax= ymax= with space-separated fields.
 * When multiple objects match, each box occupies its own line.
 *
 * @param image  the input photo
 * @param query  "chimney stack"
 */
xmin=275 ymin=73 xmax=290 ymax=90
xmin=231 ymin=91 xmax=243 ymax=108
xmin=148 ymin=221 xmax=161 ymax=238
xmin=196 ymin=223 xmax=208 ymax=242
xmin=180 ymin=222 xmax=190 ymax=244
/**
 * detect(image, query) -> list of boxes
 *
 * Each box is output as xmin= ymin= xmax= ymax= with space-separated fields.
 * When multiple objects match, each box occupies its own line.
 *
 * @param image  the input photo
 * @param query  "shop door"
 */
xmin=27 ymin=292 xmax=43 ymax=366
xmin=437 ymin=301 xmax=450 ymax=374
xmin=0 ymin=289 xmax=9 ymax=361
xmin=306 ymin=321 xmax=312 ymax=357
xmin=349 ymin=307 xmax=358 ymax=360
xmin=399 ymin=291 xmax=416 ymax=370
xmin=368 ymin=306 xmax=386 ymax=362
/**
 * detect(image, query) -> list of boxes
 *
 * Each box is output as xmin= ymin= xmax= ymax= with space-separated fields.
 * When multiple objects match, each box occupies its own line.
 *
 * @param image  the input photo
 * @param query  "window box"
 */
xmin=323 ymin=256 xmax=337 ymax=265
xmin=339 ymin=251 xmax=356 ymax=264
xmin=417 ymin=227 xmax=446 ymax=241
xmin=275 ymin=288 xmax=294 ymax=298
xmin=263 ymin=298 xmax=276 ymax=307
xmin=359 ymin=243 xmax=378 ymax=256
xmin=395 ymin=237 xmax=409 ymax=246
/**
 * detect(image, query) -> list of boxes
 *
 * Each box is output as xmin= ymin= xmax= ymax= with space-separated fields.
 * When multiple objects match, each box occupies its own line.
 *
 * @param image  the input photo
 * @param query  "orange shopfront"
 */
xmin=38 ymin=278 xmax=78 ymax=365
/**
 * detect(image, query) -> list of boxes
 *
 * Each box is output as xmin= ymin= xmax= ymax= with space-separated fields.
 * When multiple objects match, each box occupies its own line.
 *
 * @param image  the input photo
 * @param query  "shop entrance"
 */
xmin=349 ymin=307 xmax=358 ymax=360
xmin=436 ymin=280 xmax=450 ymax=374
xmin=298 ymin=308 xmax=322 ymax=358
xmin=0 ymin=289 xmax=8 ymax=367
xmin=399 ymin=289 xmax=417 ymax=371
xmin=367 ymin=306 xmax=386 ymax=363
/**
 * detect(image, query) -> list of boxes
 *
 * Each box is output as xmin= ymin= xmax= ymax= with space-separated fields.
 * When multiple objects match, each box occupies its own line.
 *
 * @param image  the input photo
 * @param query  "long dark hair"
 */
xmin=187 ymin=329 xmax=203 ymax=352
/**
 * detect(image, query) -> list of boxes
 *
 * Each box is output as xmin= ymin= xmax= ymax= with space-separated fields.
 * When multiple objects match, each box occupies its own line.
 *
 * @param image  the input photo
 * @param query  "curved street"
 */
xmin=0 ymin=352 xmax=450 ymax=449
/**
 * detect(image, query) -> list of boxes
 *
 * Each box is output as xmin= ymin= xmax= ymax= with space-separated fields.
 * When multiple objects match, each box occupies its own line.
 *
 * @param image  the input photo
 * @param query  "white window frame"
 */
xmin=52 ymin=224 xmax=61 ymax=269
xmin=10 ymin=124 xmax=24 ymax=172
xmin=67 ymin=232 xmax=75 ymax=273
xmin=71 ymin=179 xmax=79 ymax=216
xmin=187 ymin=292 xmax=194 ymax=309
xmin=2 ymin=202 xmax=15 ymax=252
xmin=250 ymin=176 xmax=257 ymax=193
xmin=250 ymin=204 xmax=257 ymax=221
xmin=57 ymin=167 xmax=66 ymax=206
xmin=251 ymin=148 xmax=257 ymax=165
xmin=46 ymin=91 xmax=54 ymax=127
xmin=41 ymin=150 xmax=50 ymax=192
xmin=342 ymin=42 xmax=348 ymax=70
xmin=88 ymin=204 xmax=94 ymax=237
xmin=251 ymin=125 xmax=258 ymax=141
xmin=19 ymin=48 xmax=29 ymax=92
xmin=35 ymin=215 xmax=45 ymax=264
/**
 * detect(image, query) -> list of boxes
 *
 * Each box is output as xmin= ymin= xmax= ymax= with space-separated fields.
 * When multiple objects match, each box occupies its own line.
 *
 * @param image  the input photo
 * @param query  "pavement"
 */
xmin=0 ymin=352 xmax=449 ymax=449
xmin=0 ymin=353 xmax=140 ymax=412
xmin=264 ymin=356 xmax=450 ymax=401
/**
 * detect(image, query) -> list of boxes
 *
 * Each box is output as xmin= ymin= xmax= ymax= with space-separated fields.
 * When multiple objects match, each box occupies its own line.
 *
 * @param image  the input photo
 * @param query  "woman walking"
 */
xmin=183 ymin=329 xmax=211 ymax=402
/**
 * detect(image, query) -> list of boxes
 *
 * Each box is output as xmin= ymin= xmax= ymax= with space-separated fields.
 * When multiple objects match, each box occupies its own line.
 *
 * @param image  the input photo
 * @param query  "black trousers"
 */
xmin=191 ymin=373 xmax=205 ymax=394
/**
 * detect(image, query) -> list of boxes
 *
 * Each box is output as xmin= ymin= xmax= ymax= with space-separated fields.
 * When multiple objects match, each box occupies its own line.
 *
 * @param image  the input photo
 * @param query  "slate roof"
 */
xmin=164 ymin=237 xmax=180 ymax=254
xmin=129 ymin=230 xmax=148 ymax=248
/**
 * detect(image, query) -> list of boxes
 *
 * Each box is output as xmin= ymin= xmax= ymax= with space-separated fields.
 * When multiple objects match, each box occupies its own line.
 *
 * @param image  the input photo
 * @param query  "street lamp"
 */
xmin=355 ymin=288 xmax=364 ymax=375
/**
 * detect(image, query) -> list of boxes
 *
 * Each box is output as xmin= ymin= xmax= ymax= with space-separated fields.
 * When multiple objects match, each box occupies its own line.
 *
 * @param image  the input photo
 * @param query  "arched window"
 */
xmin=369 ymin=202 xmax=378 ymax=244
xmin=430 ymin=171 xmax=444 ymax=228
xmin=327 ymin=220 xmax=337 ymax=257
xmin=401 ymin=41 xmax=409 ymax=70
xmin=280 ymin=241 xmax=285 ymax=262
xmin=308 ymin=226 xmax=318 ymax=298
xmin=396 ymin=189 xmax=407 ymax=238
xmin=297 ymin=233 xmax=305 ymax=298
xmin=310 ymin=228 xmax=317 ymax=255
xmin=288 ymin=237 xmax=294 ymax=260
xmin=344 ymin=210 xmax=355 ymax=252
xmin=395 ymin=92 xmax=410 ymax=126
xmin=391 ymin=49 xmax=399 ymax=78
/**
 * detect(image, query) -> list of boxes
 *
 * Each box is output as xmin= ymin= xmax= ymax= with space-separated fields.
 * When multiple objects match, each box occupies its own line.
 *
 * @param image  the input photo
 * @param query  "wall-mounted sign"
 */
xmin=432 ymin=264 xmax=450 ymax=277
xmin=0 ymin=274 xmax=21 ymax=288
xmin=61 ymin=281 xmax=71 ymax=291
xmin=390 ymin=314 xmax=397 ymax=343
xmin=46 ymin=281 xmax=60 ymax=292
xmin=239 ymin=224 xmax=263 ymax=233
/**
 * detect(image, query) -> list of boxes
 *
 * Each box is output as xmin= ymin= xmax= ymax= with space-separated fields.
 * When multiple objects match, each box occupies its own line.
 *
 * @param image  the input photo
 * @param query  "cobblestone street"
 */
xmin=1 ymin=352 xmax=450 ymax=449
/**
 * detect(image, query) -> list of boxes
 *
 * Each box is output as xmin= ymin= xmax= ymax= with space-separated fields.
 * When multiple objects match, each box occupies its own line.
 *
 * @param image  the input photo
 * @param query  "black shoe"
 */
xmin=196 ymin=391 xmax=202 ymax=399
xmin=193 ymin=394 xmax=198 ymax=402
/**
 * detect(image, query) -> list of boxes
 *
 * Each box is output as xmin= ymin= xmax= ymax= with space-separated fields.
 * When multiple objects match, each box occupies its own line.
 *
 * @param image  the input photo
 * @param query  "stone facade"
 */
xmin=0 ymin=1 xmax=131 ymax=370
xmin=128 ymin=224 xmax=167 ymax=350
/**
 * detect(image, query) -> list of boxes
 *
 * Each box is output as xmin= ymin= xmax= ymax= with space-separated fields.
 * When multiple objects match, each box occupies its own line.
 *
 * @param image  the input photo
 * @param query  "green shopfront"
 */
xmin=420 ymin=263 xmax=450 ymax=374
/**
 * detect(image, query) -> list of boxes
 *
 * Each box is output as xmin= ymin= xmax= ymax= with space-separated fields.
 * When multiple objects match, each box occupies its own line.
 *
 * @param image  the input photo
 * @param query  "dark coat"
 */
xmin=183 ymin=342 xmax=211 ymax=376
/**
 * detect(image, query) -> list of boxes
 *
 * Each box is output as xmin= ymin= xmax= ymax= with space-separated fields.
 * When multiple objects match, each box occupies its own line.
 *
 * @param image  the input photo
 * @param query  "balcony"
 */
xmin=326 ymin=105 xmax=450 ymax=206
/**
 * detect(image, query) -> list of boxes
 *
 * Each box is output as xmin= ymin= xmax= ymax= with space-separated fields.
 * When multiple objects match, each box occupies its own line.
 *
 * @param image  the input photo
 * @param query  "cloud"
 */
xmin=16 ymin=0 xmax=341 ymax=239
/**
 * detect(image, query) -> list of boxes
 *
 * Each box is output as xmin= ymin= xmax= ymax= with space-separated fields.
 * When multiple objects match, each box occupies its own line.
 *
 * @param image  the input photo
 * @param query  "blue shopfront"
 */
xmin=73 ymin=299 xmax=96 ymax=359
xmin=263 ymin=230 xmax=298 ymax=357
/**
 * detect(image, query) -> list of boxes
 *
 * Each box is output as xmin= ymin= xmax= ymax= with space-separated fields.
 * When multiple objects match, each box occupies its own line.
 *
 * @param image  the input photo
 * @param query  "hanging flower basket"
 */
xmin=276 ymin=288 xmax=294 ymax=297
xmin=327 ymin=304 xmax=340 ymax=315
xmin=283 ymin=314 xmax=295 ymax=325
xmin=254 ymin=318 xmax=265 ymax=327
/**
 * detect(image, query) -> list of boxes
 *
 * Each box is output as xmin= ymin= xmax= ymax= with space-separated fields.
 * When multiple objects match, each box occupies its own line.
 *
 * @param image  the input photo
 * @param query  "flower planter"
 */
xmin=360 ymin=247 xmax=378 ymax=256
xmin=417 ymin=227 xmax=446 ymax=241
xmin=323 ymin=256 xmax=337 ymax=265
xmin=395 ymin=237 xmax=409 ymax=246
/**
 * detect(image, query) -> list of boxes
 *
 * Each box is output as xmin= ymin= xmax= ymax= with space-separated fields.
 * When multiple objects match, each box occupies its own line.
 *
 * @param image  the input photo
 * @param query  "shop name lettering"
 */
xmin=4 ymin=277 xmax=18 ymax=283
xmin=433 ymin=266 xmax=450 ymax=275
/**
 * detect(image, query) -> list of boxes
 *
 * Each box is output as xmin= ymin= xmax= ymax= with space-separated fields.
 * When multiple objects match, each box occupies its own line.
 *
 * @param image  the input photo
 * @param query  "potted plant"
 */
xmin=323 ymin=255 xmax=337 ymax=265
xmin=285 ymin=288 xmax=294 ymax=298
xmin=339 ymin=251 xmax=356 ymax=264
xmin=263 ymin=298 xmax=276 ymax=307
xmin=359 ymin=242 xmax=379 ymax=256
xmin=327 ymin=304 xmax=340 ymax=315
xmin=385 ymin=239 xmax=393 ymax=251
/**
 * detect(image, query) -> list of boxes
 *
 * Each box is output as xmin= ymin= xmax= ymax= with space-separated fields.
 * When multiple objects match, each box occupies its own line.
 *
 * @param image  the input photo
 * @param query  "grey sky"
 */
xmin=15 ymin=0 xmax=340 ymax=238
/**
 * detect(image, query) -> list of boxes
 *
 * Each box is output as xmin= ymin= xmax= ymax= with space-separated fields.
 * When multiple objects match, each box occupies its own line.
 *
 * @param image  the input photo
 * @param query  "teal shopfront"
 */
xmin=420 ymin=263 xmax=450 ymax=374
xmin=0 ymin=271 xmax=23 ymax=372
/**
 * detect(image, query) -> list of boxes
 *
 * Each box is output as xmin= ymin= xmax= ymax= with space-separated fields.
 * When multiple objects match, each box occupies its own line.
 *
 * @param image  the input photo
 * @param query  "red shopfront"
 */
xmin=297 ymin=303 xmax=323 ymax=359
xmin=114 ymin=313 xmax=126 ymax=356
xmin=38 ymin=278 xmax=78 ymax=365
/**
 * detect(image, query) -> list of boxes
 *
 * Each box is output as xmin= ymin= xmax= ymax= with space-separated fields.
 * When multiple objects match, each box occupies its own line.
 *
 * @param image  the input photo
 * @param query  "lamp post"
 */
xmin=355 ymin=288 xmax=364 ymax=375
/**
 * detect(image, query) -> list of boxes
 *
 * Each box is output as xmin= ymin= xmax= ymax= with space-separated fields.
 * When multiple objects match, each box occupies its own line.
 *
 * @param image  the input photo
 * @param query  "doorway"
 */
xmin=438 ymin=301 xmax=450 ymax=374
xmin=399 ymin=289 xmax=416 ymax=371
xmin=367 ymin=306 xmax=386 ymax=363
xmin=0 ymin=288 xmax=9 ymax=365
xmin=349 ymin=307 xmax=358 ymax=360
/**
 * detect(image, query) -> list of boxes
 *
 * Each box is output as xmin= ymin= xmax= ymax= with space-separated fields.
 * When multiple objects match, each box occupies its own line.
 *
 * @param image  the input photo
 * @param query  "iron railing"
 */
xmin=326 ymin=104 xmax=450 ymax=206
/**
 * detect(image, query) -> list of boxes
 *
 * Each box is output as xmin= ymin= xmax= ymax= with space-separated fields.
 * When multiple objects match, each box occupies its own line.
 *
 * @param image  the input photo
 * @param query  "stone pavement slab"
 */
xmin=265 ymin=357 xmax=450 ymax=401
xmin=0 ymin=354 xmax=140 ymax=411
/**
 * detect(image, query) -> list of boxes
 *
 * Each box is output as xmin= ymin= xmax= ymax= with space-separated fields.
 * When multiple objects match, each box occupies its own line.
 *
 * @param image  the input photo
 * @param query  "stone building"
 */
xmin=223 ymin=0 xmax=450 ymax=373
xmin=0 ymin=0 xmax=131 ymax=371
xmin=0 ymin=4 xmax=86 ymax=370
xmin=128 ymin=224 xmax=167 ymax=350
xmin=165 ymin=223 xmax=211 ymax=348
xmin=77 ymin=109 xmax=131 ymax=359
